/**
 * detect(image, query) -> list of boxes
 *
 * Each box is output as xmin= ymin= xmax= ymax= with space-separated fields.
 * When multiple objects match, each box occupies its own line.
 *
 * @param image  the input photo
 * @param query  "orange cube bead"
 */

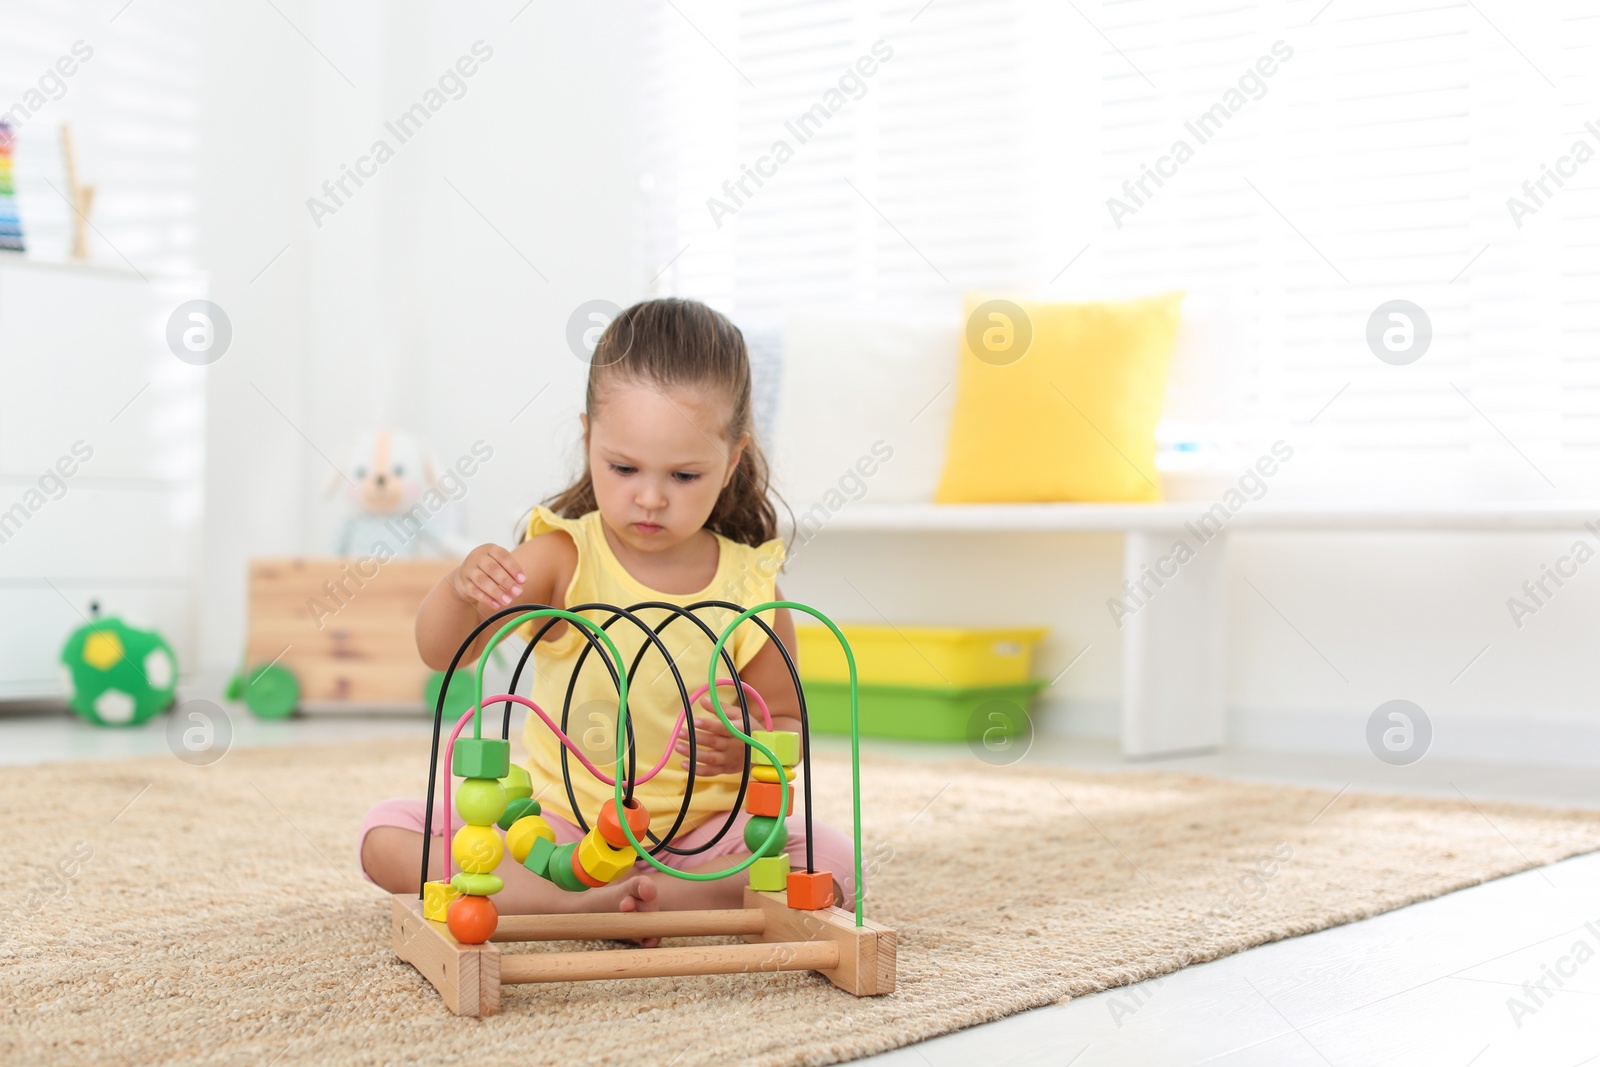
xmin=744 ymin=780 xmax=794 ymax=818
xmin=787 ymin=869 xmax=834 ymax=910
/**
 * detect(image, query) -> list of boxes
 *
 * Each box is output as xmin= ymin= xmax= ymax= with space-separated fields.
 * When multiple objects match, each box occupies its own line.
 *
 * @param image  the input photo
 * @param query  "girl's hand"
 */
xmin=674 ymin=683 xmax=748 ymax=777
xmin=450 ymin=543 xmax=527 ymax=613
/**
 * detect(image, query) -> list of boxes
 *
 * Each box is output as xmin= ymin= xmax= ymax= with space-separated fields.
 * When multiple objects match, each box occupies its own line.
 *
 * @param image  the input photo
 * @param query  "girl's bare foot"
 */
xmin=614 ymin=874 xmax=661 ymax=947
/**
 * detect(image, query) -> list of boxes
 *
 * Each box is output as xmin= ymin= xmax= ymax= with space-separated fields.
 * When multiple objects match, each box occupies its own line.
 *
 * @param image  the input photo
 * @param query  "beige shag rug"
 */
xmin=5 ymin=738 xmax=1600 ymax=1066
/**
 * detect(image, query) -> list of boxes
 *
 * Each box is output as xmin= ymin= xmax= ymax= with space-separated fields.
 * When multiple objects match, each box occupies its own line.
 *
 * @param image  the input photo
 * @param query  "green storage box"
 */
xmin=800 ymin=678 xmax=1047 ymax=742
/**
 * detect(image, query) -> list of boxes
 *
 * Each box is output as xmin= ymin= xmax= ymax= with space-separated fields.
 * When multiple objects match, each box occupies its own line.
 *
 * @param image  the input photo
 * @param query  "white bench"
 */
xmin=816 ymin=502 xmax=1600 ymax=758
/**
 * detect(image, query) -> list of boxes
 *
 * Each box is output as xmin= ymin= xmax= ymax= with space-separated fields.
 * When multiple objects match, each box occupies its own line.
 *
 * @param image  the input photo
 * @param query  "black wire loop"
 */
xmin=416 ymin=599 xmax=814 ymax=897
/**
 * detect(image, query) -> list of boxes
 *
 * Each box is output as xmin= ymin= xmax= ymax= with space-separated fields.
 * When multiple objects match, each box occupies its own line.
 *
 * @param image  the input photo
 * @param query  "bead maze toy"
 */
xmin=391 ymin=598 xmax=895 ymax=1015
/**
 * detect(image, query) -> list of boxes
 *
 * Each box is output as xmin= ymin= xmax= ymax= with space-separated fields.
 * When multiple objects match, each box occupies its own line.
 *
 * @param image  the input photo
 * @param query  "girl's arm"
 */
xmin=415 ymin=534 xmax=573 ymax=671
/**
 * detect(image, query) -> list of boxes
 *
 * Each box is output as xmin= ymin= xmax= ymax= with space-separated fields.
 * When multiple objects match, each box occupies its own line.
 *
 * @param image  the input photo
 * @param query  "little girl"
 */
xmin=357 ymin=298 xmax=856 ymax=936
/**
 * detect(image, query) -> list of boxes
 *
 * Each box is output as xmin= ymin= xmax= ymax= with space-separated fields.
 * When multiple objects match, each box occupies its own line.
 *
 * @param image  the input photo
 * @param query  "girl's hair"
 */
xmin=520 ymin=298 xmax=788 ymax=549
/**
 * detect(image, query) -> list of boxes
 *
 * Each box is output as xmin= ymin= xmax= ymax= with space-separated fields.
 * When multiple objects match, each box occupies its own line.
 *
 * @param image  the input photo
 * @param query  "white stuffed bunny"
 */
xmin=328 ymin=429 xmax=470 ymax=558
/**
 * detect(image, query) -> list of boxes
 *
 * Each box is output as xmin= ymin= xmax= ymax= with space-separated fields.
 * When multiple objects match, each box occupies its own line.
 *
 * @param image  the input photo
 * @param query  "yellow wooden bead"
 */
xmin=423 ymin=879 xmax=460 ymax=922
xmin=750 ymin=763 xmax=795 ymax=783
xmin=577 ymin=828 xmax=636 ymax=883
xmin=452 ymin=824 xmax=503 ymax=874
xmin=750 ymin=730 xmax=800 ymax=767
xmin=505 ymin=814 xmax=556 ymax=864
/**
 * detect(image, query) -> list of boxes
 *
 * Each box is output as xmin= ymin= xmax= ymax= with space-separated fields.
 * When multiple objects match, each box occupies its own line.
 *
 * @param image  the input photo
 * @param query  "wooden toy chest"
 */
xmin=239 ymin=556 xmax=455 ymax=709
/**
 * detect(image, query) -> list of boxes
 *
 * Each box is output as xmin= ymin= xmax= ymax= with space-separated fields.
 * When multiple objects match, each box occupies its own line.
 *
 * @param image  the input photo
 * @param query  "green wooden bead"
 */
xmin=500 ymin=763 xmax=533 ymax=801
xmin=750 ymin=730 xmax=800 ymax=767
xmin=455 ymin=777 xmax=507 ymax=826
xmin=748 ymin=853 xmax=790 ymax=892
xmin=523 ymin=834 xmax=558 ymax=879
xmin=496 ymin=795 xmax=542 ymax=831
xmin=744 ymin=815 xmax=788 ymax=856
xmin=546 ymin=843 xmax=588 ymax=893
xmin=452 ymin=737 xmax=510 ymax=779
xmin=449 ymin=871 xmax=504 ymax=896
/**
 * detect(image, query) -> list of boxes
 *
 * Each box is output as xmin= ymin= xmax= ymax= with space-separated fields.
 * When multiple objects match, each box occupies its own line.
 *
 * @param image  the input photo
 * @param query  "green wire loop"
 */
xmin=465 ymin=601 xmax=865 ymax=928
xmin=470 ymin=609 xmax=630 ymax=744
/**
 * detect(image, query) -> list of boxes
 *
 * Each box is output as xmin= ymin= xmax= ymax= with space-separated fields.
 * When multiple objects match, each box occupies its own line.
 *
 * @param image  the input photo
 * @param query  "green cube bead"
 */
xmin=744 ymin=815 xmax=788 ymax=856
xmin=497 ymin=795 xmax=542 ymax=831
xmin=750 ymin=730 xmax=800 ymax=767
xmin=523 ymin=834 xmax=558 ymax=879
xmin=748 ymin=852 xmax=790 ymax=892
xmin=452 ymin=737 xmax=510 ymax=779
xmin=500 ymin=763 xmax=533 ymax=801
xmin=546 ymin=842 xmax=588 ymax=893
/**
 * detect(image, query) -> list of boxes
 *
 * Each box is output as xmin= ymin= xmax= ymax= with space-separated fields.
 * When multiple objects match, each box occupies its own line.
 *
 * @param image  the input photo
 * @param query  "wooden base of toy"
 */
xmin=392 ymin=889 xmax=896 ymax=1016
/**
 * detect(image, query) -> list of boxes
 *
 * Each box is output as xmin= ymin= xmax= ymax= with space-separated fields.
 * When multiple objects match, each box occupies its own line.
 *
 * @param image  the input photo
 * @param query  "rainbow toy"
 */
xmin=391 ymin=598 xmax=895 ymax=1016
xmin=0 ymin=121 xmax=23 ymax=253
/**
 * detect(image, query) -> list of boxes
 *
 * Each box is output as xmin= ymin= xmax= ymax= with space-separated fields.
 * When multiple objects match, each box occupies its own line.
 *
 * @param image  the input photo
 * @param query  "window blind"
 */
xmin=0 ymin=0 xmax=199 ymax=274
xmin=638 ymin=0 xmax=1039 ymax=317
xmin=641 ymin=0 xmax=1600 ymax=497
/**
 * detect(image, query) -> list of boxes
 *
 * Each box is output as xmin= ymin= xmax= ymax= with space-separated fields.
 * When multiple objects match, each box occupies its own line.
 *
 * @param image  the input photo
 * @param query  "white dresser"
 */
xmin=0 ymin=256 xmax=207 ymax=700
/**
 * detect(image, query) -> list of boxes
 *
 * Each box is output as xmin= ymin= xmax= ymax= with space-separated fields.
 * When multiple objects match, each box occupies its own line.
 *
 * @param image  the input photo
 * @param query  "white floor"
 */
xmin=7 ymin=709 xmax=1598 ymax=1067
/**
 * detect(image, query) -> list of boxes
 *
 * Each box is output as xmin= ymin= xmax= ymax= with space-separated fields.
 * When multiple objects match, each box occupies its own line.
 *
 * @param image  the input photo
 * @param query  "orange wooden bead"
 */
xmin=597 ymin=796 xmax=651 ymax=849
xmin=786 ymin=869 xmax=834 ymax=910
xmin=744 ymin=780 xmax=793 ymax=818
xmin=570 ymin=846 xmax=606 ymax=888
xmin=446 ymin=893 xmax=498 ymax=944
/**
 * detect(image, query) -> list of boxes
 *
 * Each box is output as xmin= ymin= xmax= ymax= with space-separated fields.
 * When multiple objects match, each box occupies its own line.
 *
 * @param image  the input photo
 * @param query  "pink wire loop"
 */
xmin=694 ymin=678 xmax=774 ymax=733
xmin=438 ymin=679 xmax=771 ymax=879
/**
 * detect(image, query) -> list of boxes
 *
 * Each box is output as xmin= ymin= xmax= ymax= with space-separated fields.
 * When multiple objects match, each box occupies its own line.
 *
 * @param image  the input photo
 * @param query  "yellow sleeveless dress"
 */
xmin=512 ymin=505 xmax=787 ymax=837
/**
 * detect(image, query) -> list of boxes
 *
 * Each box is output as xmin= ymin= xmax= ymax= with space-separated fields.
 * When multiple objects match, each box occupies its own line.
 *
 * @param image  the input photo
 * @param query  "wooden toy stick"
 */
xmin=59 ymin=123 xmax=95 ymax=262
xmin=492 ymin=908 xmax=765 ymax=942
xmin=499 ymin=941 xmax=837 ymax=984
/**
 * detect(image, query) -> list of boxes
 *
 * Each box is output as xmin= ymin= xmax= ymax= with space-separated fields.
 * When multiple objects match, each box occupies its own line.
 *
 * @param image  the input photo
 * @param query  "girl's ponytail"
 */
xmin=703 ymin=433 xmax=780 ymax=548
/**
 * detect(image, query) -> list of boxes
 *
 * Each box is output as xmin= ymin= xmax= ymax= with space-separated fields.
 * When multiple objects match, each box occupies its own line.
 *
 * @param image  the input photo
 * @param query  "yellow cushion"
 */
xmin=934 ymin=292 xmax=1183 ymax=503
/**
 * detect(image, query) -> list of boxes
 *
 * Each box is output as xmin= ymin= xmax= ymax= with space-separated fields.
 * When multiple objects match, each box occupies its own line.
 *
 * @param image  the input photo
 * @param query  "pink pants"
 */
xmin=357 ymin=794 xmax=860 ymax=906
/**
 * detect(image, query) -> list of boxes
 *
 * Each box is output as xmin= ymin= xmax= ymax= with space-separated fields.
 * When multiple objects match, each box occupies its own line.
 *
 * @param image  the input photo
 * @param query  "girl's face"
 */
xmin=582 ymin=378 xmax=747 ymax=556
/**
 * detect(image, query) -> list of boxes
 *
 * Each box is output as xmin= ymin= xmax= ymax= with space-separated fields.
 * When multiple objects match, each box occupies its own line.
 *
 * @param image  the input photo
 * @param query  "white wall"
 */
xmin=193 ymin=0 xmax=643 ymax=688
xmin=0 ymin=1 xmax=208 ymax=696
